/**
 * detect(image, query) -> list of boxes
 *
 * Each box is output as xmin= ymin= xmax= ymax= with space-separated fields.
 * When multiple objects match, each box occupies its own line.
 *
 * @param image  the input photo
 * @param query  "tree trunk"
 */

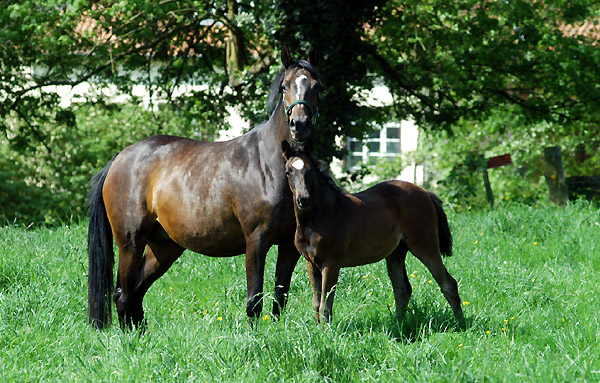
xmin=543 ymin=146 xmax=569 ymax=206
xmin=226 ymin=0 xmax=244 ymax=87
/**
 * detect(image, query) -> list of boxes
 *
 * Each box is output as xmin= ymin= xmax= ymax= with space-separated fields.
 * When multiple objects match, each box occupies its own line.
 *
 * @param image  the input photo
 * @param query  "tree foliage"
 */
xmin=1 ymin=0 xmax=599 ymax=222
xmin=368 ymin=0 xmax=600 ymax=128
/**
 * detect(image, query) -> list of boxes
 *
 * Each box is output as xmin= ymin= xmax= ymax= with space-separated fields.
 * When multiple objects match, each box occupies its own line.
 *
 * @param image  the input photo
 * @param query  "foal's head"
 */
xmin=282 ymin=141 xmax=316 ymax=212
xmin=278 ymin=45 xmax=321 ymax=146
xmin=285 ymin=156 xmax=314 ymax=212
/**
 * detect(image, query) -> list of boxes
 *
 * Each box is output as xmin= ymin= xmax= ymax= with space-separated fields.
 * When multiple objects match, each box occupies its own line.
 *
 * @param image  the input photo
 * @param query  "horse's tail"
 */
xmin=428 ymin=192 xmax=453 ymax=257
xmin=87 ymin=154 xmax=118 ymax=329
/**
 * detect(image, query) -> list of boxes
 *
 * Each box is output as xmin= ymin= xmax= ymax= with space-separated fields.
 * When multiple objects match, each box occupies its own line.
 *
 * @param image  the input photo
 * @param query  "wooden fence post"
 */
xmin=543 ymin=146 xmax=569 ymax=206
xmin=482 ymin=153 xmax=512 ymax=208
xmin=482 ymin=167 xmax=494 ymax=209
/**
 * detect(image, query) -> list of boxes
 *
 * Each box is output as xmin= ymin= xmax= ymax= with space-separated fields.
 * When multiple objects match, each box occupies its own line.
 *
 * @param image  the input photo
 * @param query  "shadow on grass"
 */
xmin=333 ymin=304 xmax=471 ymax=343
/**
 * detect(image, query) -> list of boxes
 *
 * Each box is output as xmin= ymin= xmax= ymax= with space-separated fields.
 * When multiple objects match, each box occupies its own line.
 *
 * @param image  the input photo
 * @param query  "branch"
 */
xmin=14 ymin=107 xmax=53 ymax=155
xmin=362 ymin=43 xmax=450 ymax=116
xmin=8 ymin=18 xmax=204 ymax=111
xmin=483 ymin=87 xmax=570 ymax=121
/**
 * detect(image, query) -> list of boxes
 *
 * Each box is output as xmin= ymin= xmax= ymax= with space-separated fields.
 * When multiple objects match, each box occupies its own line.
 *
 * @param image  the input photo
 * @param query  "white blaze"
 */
xmin=295 ymin=75 xmax=308 ymax=99
xmin=291 ymin=159 xmax=305 ymax=170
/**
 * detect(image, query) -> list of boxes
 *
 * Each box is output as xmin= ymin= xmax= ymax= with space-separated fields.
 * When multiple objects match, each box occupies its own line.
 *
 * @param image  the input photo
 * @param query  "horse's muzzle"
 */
xmin=289 ymin=116 xmax=311 ymax=143
xmin=295 ymin=196 xmax=311 ymax=210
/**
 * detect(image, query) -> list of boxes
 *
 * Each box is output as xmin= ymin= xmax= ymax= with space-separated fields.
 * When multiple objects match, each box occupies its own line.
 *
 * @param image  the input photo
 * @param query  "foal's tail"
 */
xmin=87 ymin=154 xmax=118 ymax=329
xmin=428 ymin=192 xmax=453 ymax=257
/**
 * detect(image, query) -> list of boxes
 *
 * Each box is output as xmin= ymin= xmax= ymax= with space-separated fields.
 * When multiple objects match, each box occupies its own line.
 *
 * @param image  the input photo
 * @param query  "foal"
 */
xmin=282 ymin=143 xmax=465 ymax=325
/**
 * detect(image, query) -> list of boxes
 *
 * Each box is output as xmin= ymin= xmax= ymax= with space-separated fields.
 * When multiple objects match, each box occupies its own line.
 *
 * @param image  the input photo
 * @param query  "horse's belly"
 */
xmin=187 ymin=238 xmax=246 ymax=257
xmin=159 ymin=216 xmax=247 ymax=257
xmin=341 ymin=242 xmax=399 ymax=267
xmin=341 ymin=222 xmax=402 ymax=267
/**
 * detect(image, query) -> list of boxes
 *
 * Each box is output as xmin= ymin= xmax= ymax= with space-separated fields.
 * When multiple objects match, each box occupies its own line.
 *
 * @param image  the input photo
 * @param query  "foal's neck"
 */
xmin=296 ymin=173 xmax=338 ymax=228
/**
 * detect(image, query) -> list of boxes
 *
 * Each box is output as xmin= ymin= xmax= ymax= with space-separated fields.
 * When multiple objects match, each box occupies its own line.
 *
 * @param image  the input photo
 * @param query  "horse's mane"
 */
xmin=314 ymin=158 xmax=346 ymax=194
xmin=268 ymin=60 xmax=322 ymax=114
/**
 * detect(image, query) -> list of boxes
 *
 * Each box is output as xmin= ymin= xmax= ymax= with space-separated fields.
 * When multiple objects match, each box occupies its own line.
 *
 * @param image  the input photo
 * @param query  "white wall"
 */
xmin=50 ymin=80 xmax=421 ymax=183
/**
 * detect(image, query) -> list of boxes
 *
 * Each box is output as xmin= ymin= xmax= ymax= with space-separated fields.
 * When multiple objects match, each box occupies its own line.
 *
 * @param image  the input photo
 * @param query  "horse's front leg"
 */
xmin=273 ymin=240 xmax=301 ymax=317
xmin=320 ymin=264 xmax=340 ymax=324
xmin=305 ymin=260 xmax=323 ymax=323
xmin=244 ymin=231 xmax=269 ymax=319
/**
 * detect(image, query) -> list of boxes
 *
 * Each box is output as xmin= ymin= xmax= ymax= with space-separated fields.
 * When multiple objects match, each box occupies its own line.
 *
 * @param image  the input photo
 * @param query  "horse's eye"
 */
xmin=285 ymin=169 xmax=291 ymax=177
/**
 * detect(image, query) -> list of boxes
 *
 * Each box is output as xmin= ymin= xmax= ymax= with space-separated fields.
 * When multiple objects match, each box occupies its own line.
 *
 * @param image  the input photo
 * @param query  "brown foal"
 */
xmin=283 ymin=142 xmax=465 ymax=325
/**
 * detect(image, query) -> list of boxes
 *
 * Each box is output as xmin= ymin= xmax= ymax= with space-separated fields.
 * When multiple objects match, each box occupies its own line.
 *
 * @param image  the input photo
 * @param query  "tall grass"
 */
xmin=1 ymin=202 xmax=599 ymax=382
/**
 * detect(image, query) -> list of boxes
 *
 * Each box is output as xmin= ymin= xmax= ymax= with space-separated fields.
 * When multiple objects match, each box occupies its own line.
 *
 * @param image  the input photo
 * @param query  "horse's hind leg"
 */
xmin=113 ymin=224 xmax=184 ymax=329
xmin=410 ymin=242 xmax=464 ymax=324
xmin=135 ymin=233 xmax=185 ymax=302
xmin=385 ymin=242 xmax=412 ymax=320
xmin=114 ymin=241 xmax=147 ymax=329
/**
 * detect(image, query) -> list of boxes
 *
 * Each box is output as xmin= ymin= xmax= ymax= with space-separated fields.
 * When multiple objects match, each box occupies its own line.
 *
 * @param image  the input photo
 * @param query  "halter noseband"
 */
xmin=282 ymin=93 xmax=319 ymax=123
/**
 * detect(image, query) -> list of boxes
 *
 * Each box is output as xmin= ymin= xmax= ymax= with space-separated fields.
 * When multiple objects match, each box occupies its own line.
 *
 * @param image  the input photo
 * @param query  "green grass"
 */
xmin=1 ymin=202 xmax=599 ymax=382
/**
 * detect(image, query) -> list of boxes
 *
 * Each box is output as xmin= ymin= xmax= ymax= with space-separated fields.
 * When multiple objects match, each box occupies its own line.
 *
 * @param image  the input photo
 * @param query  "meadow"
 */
xmin=1 ymin=202 xmax=599 ymax=382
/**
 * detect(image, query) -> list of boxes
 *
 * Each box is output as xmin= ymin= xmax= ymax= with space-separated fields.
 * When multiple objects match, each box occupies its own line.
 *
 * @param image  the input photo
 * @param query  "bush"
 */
xmin=0 ymin=101 xmax=227 ymax=225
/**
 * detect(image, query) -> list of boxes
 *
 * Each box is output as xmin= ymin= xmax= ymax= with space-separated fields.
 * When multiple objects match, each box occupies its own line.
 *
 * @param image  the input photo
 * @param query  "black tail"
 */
xmin=87 ymin=154 xmax=118 ymax=329
xmin=429 ymin=192 xmax=453 ymax=257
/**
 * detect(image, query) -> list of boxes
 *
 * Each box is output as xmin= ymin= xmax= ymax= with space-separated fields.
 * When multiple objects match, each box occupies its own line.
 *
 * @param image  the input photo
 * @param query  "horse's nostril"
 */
xmin=296 ymin=196 xmax=310 ymax=209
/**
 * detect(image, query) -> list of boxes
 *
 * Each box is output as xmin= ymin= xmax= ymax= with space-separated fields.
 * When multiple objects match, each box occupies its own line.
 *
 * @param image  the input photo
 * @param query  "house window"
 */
xmin=346 ymin=123 xmax=402 ymax=170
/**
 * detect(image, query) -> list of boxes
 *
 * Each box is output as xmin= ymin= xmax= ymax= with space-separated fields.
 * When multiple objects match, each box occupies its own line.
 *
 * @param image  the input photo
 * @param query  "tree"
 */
xmin=1 ymin=0 xmax=600 ymax=222
xmin=365 ymin=0 xmax=600 ymax=128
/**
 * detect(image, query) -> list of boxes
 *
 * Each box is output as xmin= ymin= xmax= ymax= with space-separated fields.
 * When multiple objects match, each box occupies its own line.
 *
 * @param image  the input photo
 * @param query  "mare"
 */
xmin=87 ymin=45 xmax=321 ymax=329
xmin=282 ymin=142 xmax=465 ymax=325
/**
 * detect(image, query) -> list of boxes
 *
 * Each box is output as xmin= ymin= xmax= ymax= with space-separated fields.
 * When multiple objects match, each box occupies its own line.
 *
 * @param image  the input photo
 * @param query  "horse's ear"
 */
xmin=281 ymin=45 xmax=293 ymax=69
xmin=281 ymin=140 xmax=293 ymax=160
xmin=307 ymin=44 xmax=318 ymax=66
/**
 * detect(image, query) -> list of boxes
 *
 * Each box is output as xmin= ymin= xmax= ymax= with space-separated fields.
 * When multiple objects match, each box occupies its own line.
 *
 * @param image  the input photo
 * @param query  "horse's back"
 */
xmin=101 ymin=133 xmax=292 ymax=256
xmin=375 ymin=180 xmax=440 ymax=251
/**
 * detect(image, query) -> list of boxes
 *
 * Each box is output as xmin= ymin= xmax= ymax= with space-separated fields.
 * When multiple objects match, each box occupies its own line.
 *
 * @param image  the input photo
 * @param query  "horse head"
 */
xmin=282 ymin=140 xmax=314 ymax=212
xmin=279 ymin=45 xmax=321 ymax=148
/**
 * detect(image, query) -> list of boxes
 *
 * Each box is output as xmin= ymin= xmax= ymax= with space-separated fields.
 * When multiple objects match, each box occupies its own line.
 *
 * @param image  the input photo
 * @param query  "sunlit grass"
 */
xmin=0 ymin=201 xmax=599 ymax=381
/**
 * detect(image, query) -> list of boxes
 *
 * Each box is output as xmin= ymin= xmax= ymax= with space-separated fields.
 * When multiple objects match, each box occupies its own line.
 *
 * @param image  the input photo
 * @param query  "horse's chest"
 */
xmin=295 ymin=228 xmax=328 ymax=266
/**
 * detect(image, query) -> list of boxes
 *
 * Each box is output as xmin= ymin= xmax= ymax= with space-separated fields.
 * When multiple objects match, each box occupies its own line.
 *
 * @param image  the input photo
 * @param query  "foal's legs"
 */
xmin=320 ymin=265 xmax=340 ymax=324
xmin=273 ymin=240 xmax=301 ymax=317
xmin=385 ymin=242 xmax=412 ymax=319
xmin=305 ymin=260 xmax=340 ymax=324
xmin=410 ymin=242 xmax=464 ymax=324
xmin=306 ymin=260 xmax=323 ymax=323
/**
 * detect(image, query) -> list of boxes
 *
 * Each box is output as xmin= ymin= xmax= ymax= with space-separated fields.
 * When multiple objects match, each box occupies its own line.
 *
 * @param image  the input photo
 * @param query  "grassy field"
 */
xmin=1 ymin=202 xmax=599 ymax=382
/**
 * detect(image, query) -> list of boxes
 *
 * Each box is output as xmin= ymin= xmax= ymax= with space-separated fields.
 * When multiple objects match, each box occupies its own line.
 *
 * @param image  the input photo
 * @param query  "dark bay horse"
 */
xmin=88 ymin=46 xmax=321 ymax=329
xmin=282 ymin=142 xmax=465 ymax=325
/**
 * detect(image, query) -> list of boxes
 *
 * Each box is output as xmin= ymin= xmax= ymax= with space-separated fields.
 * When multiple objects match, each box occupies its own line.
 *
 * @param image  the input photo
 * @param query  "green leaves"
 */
xmin=1 ymin=0 xmax=600 ymax=222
